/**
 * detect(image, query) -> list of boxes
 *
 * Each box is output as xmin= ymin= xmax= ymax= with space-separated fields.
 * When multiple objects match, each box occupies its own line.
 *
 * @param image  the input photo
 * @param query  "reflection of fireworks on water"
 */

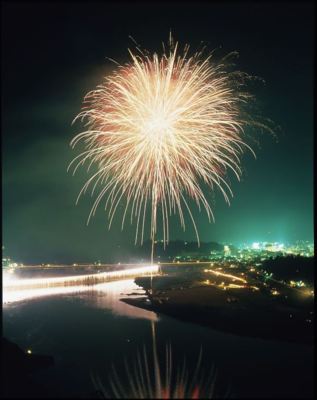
xmin=69 ymin=35 xmax=266 ymax=248
xmin=92 ymin=343 xmax=218 ymax=399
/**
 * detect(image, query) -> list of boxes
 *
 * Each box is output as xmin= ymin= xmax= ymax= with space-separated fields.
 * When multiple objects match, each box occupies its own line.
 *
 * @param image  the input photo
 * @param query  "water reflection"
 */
xmin=3 ymin=283 xmax=91 ymax=304
xmin=3 ymin=278 xmax=158 ymax=322
xmin=83 ymin=280 xmax=158 ymax=321
xmin=94 ymin=341 xmax=217 ymax=399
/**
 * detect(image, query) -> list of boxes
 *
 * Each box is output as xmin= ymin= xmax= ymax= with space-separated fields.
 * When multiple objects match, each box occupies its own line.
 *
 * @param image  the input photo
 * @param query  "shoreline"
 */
xmin=121 ymin=293 xmax=313 ymax=346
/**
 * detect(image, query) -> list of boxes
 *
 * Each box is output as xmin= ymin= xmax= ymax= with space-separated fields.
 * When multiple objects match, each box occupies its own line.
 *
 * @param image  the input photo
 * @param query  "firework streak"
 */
xmin=69 ymin=36 xmax=256 ymax=246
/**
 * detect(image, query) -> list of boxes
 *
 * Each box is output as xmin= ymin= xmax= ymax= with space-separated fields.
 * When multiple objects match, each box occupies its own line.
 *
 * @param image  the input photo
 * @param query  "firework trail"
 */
xmin=69 ymin=35 xmax=264 ymax=252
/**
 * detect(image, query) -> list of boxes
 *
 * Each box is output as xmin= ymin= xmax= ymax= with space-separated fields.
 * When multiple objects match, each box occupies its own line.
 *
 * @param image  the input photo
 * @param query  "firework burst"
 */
xmin=69 ymin=36 xmax=261 ymax=249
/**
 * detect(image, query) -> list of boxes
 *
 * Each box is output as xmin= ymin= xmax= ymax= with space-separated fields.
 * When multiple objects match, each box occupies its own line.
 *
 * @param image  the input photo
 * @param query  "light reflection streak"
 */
xmin=3 ymin=278 xmax=158 ymax=322
xmin=3 ymin=265 xmax=158 ymax=289
xmin=88 ymin=280 xmax=158 ymax=321
xmin=3 ymin=265 xmax=159 ymax=321
xmin=3 ymin=282 xmax=91 ymax=304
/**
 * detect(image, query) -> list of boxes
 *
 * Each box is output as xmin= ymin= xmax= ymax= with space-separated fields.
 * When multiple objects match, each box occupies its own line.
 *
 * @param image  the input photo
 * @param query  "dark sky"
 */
xmin=2 ymin=1 xmax=314 ymax=263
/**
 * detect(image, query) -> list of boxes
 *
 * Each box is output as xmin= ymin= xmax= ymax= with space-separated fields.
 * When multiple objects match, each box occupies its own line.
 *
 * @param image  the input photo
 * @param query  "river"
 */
xmin=2 ymin=277 xmax=313 ymax=398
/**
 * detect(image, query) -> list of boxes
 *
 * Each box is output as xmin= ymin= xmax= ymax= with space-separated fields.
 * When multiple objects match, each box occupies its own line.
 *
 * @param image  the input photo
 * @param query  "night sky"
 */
xmin=2 ymin=1 xmax=314 ymax=264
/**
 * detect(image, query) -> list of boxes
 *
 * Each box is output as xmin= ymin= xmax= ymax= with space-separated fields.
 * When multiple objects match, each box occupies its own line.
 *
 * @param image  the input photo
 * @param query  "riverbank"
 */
xmin=121 ymin=280 xmax=314 ymax=345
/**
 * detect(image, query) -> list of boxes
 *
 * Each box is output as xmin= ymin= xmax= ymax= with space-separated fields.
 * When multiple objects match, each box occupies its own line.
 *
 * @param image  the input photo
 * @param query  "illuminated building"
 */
xmin=224 ymin=245 xmax=231 ymax=257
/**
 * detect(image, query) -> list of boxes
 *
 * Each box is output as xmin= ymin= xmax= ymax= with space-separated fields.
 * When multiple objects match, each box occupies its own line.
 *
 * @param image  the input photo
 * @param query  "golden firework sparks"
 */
xmin=69 ymin=36 xmax=260 ymax=250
